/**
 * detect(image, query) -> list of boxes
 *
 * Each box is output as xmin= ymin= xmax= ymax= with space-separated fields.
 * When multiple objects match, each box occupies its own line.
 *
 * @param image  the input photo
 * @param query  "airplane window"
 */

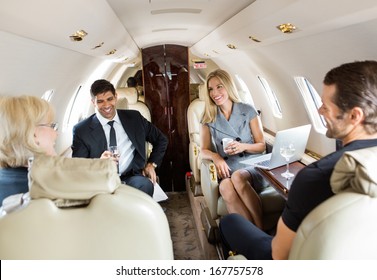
xmin=62 ymin=60 xmax=114 ymax=132
xmin=294 ymin=76 xmax=326 ymax=134
xmin=41 ymin=89 xmax=54 ymax=102
xmin=62 ymin=85 xmax=90 ymax=133
xmin=234 ymin=74 xmax=254 ymax=106
xmin=257 ymin=76 xmax=282 ymax=118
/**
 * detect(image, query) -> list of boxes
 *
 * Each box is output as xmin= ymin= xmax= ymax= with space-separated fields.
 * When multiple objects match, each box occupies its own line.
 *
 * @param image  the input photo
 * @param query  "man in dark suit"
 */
xmin=72 ymin=79 xmax=168 ymax=196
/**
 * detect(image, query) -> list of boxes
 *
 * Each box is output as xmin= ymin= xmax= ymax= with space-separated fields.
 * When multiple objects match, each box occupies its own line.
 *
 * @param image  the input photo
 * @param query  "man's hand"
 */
xmin=143 ymin=163 xmax=157 ymax=184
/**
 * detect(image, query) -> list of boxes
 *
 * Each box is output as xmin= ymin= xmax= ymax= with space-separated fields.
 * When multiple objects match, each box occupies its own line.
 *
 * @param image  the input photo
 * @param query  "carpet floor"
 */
xmin=160 ymin=191 xmax=205 ymax=260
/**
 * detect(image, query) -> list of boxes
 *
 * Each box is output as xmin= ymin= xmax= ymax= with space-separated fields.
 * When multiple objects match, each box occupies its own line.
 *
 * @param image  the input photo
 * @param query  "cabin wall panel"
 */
xmin=0 ymin=31 xmax=106 ymax=154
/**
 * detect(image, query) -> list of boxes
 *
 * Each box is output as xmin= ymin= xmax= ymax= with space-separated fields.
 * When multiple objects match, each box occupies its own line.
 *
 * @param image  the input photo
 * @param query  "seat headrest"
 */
xmin=116 ymin=97 xmax=129 ymax=109
xmin=29 ymin=155 xmax=121 ymax=201
xmin=331 ymin=146 xmax=377 ymax=197
xmin=116 ymin=87 xmax=138 ymax=105
xmin=198 ymin=84 xmax=206 ymax=101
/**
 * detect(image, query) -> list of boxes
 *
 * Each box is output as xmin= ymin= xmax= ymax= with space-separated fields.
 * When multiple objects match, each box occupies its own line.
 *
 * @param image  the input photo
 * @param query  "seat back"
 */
xmin=289 ymin=147 xmax=377 ymax=259
xmin=187 ymin=84 xmax=205 ymax=185
xmin=117 ymin=87 xmax=151 ymax=121
xmin=116 ymin=87 xmax=152 ymax=157
xmin=0 ymin=155 xmax=173 ymax=260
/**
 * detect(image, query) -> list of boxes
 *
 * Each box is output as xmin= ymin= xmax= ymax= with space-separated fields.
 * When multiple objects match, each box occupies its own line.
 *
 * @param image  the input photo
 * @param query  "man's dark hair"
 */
xmin=127 ymin=77 xmax=137 ymax=87
xmin=90 ymin=79 xmax=116 ymax=99
xmin=324 ymin=60 xmax=377 ymax=133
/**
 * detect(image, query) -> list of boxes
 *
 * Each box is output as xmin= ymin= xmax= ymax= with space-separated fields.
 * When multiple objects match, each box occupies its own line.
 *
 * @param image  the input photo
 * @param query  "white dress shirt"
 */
xmin=96 ymin=111 xmax=135 ymax=174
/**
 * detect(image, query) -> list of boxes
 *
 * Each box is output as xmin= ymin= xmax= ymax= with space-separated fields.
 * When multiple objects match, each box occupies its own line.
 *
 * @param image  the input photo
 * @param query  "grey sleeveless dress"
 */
xmin=205 ymin=102 xmax=267 ymax=190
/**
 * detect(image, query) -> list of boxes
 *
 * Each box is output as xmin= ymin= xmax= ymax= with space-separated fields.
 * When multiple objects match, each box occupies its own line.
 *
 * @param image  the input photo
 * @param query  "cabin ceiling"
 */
xmin=1 ymin=0 xmax=377 ymax=63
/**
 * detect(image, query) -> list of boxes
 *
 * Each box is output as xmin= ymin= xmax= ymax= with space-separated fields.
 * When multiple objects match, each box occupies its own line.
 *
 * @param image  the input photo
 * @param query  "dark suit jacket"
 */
xmin=72 ymin=110 xmax=168 ymax=175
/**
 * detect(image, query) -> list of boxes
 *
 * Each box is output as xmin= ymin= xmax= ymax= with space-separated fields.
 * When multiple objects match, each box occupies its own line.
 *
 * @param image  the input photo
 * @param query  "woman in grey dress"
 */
xmin=200 ymin=69 xmax=267 ymax=229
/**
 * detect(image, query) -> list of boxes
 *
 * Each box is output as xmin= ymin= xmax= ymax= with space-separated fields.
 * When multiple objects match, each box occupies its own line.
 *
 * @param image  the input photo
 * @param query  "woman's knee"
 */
xmin=231 ymin=170 xmax=252 ymax=190
xmin=219 ymin=179 xmax=236 ymax=200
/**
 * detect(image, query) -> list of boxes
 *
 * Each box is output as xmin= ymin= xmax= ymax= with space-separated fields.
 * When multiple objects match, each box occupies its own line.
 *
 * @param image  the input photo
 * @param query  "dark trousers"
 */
xmin=219 ymin=213 xmax=273 ymax=260
xmin=121 ymin=174 xmax=154 ymax=197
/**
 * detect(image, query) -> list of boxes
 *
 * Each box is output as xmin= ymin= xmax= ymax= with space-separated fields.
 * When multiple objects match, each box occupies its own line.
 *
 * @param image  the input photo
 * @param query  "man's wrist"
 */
xmin=147 ymin=162 xmax=157 ymax=168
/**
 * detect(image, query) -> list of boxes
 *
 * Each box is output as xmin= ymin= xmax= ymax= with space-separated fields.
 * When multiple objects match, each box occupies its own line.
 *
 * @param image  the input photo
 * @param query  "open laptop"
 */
xmin=240 ymin=124 xmax=311 ymax=170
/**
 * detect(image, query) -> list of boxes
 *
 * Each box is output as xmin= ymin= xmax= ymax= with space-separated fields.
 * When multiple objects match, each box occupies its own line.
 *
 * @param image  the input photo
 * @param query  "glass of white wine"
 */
xmin=108 ymin=145 xmax=120 ymax=175
xmin=280 ymin=143 xmax=295 ymax=179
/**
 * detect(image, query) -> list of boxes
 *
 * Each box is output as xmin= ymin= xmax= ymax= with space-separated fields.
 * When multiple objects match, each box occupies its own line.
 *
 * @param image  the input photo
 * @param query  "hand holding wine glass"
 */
xmin=280 ymin=143 xmax=295 ymax=179
xmin=108 ymin=145 xmax=120 ymax=175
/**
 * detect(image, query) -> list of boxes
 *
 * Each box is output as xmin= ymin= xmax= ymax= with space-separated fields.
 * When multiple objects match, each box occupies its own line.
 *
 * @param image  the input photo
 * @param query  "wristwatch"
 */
xmin=150 ymin=162 xmax=157 ymax=168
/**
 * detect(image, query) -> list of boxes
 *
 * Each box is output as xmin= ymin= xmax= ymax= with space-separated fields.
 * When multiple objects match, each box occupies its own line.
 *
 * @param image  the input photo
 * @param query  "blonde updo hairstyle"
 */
xmin=0 ymin=95 xmax=54 ymax=168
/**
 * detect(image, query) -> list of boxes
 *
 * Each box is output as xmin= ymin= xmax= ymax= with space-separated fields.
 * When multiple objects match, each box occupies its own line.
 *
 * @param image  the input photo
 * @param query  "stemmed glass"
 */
xmin=280 ymin=143 xmax=296 ymax=179
xmin=108 ymin=145 xmax=120 ymax=175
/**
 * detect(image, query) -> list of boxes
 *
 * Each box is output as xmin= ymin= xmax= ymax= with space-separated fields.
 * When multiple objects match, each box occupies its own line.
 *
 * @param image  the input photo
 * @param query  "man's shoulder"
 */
xmin=73 ymin=114 xmax=96 ymax=131
xmin=117 ymin=109 xmax=145 ymax=123
xmin=117 ymin=109 xmax=142 ymax=117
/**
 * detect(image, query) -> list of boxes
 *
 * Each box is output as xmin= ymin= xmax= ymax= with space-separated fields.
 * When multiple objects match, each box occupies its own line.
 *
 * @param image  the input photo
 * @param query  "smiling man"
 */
xmin=72 ymin=79 xmax=168 ymax=196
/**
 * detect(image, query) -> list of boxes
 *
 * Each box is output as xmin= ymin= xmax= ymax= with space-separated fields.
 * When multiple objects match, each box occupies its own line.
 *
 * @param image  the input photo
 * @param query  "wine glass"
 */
xmin=108 ymin=145 xmax=120 ymax=175
xmin=280 ymin=143 xmax=296 ymax=179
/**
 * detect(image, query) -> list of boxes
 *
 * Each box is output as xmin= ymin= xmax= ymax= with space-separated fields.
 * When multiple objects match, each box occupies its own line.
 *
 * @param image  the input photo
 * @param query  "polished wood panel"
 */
xmin=256 ymin=161 xmax=306 ymax=199
xmin=142 ymin=44 xmax=190 ymax=191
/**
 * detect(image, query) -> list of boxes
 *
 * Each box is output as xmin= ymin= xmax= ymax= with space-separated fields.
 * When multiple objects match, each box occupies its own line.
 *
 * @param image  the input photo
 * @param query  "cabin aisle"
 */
xmin=160 ymin=192 xmax=205 ymax=260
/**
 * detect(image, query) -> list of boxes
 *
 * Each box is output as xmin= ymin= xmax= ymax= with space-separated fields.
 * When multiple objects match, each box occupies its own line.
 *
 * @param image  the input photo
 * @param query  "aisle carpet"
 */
xmin=160 ymin=192 xmax=205 ymax=260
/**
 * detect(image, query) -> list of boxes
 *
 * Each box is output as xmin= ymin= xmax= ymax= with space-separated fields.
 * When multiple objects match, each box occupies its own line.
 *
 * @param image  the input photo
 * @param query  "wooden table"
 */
xmin=255 ymin=161 xmax=306 ymax=199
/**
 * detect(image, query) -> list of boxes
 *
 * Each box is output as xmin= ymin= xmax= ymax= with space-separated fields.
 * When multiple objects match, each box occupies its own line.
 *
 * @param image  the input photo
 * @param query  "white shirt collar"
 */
xmin=96 ymin=110 xmax=121 ymax=126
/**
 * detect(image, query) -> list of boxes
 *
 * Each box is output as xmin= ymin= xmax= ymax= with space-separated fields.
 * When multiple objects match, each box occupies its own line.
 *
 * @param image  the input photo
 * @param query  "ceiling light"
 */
xmin=227 ymin=44 xmax=237 ymax=50
xmin=106 ymin=49 xmax=117 ymax=55
xmin=249 ymin=36 xmax=261 ymax=43
xmin=277 ymin=23 xmax=296 ymax=33
xmin=92 ymin=42 xmax=104 ymax=50
xmin=69 ymin=30 xmax=88 ymax=42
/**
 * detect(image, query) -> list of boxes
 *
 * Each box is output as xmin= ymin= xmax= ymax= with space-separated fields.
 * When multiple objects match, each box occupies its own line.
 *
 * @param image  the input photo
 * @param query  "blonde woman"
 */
xmin=0 ymin=96 xmax=58 ymax=206
xmin=200 ymin=69 xmax=267 ymax=229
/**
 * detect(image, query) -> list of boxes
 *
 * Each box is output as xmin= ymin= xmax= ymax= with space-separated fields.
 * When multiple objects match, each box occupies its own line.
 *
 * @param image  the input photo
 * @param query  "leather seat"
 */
xmin=187 ymin=84 xmax=206 ymax=195
xmin=0 ymin=155 xmax=173 ymax=259
xmin=117 ymin=87 xmax=151 ymax=121
xmin=116 ymin=87 xmax=152 ymax=157
xmin=200 ymin=159 xmax=285 ymax=233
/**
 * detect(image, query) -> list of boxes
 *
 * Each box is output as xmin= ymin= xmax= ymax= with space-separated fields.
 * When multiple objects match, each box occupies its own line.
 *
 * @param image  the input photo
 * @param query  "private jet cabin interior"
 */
xmin=1 ymin=0 xmax=377 ymax=260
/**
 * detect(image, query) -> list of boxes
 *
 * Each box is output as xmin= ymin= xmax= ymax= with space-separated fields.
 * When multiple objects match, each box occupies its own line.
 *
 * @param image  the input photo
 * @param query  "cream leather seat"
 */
xmin=117 ymin=87 xmax=151 ymax=121
xmin=200 ymin=159 xmax=285 ymax=234
xmin=116 ymin=87 xmax=152 ymax=157
xmin=187 ymin=84 xmax=206 ymax=196
xmin=0 ymin=155 xmax=173 ymax=260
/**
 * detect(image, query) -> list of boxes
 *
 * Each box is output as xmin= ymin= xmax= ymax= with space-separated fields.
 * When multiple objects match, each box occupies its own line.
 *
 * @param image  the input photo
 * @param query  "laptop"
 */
xmin=240 ymin=124 xmax=311 ymax=170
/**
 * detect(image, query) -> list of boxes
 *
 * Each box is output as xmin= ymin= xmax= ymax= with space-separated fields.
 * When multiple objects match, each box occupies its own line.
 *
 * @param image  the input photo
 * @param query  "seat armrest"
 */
xmin=200 ymin=159 xmax=220 ymax=220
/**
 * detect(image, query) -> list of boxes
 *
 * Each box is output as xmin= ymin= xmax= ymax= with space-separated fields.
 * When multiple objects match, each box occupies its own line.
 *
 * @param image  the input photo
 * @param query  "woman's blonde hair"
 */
xmin=201 ymin=69 xmax=241 ymax=123
xmin=0 ymin=95 xmax=54 ymax=168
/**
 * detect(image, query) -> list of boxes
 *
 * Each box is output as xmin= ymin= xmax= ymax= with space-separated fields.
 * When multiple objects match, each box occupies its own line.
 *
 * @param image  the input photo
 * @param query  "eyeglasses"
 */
xmin=37 ymin=122 xmax=59 ymax=131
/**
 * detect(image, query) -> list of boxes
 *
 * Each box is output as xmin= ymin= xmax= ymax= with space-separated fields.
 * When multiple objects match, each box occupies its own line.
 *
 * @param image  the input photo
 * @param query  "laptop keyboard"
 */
xmin=256 ymin=159 xmax=271 ymax=167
